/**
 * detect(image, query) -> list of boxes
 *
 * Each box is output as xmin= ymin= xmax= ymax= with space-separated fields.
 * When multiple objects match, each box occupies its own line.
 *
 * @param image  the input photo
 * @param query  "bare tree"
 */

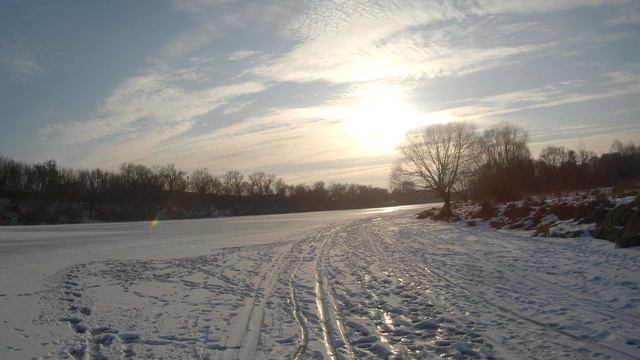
xmin=222 ymin=170 xmax=245 ymax=196
xmin=261 ymin=173 xmax=276 ymax=194
xmin=248 ymin=171 xmax=276 ymax=195
xmin=328 ymin=182 xmax=347 ymax=201
xmin=611 ymin=139 xmax=638 ymax=155
xmin=313 ymin=181 xmax=325 ymax=193
xmin=477 ymin=122 xmax=530 ymax=170
xmin=159 ymin=164 xmax=187 ymax=192
xmin=576 ymin=146 xmax=596 ymax=166
xmin=394 ymin=122 xmax=477 ymax=215
xmin=273 ymin=177 xmax=287 ymax=196
xmin=120 ymin=162 xmax=161 ymax=190
xmin=190 ymin=168 xmax=214 ymax=194
xmin=211 ymin=176 xmax=224 ymax=194
xmin=539 ymin=146 xmax=569 ymax=167
xmin=468 ymin=123 xmax=533 ymax=200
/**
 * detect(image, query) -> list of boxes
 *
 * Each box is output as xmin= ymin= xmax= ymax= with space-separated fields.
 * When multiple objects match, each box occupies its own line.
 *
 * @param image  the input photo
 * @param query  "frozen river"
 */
xmin=0 ymin=204 xmax=425 ymax=359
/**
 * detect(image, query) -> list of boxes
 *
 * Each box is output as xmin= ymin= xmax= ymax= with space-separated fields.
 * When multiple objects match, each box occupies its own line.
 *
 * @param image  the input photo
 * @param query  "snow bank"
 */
xmin=440 ymin=188 xmax=640 ymax=247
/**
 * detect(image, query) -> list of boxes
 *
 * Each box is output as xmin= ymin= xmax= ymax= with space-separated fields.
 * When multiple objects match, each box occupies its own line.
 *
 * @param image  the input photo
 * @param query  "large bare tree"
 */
xmin=470 ymin=123 xmax=532 ymax=200
xmin=189 ymin=168 xmax=214 ymax=194
xmin=539 ymin=146 xmax=571 ymax=167
xmin=393 ymin=122 xmax=477 ymax=215
xmin=222 ymin=170 xmax=245 ymax=196
xmin=477 ymin=122 xmax=530 ymax=170
xmin=248 ymin=171 xmax=276 ymax=195
xmin=159 ymin=163 xmax=187 ymax=192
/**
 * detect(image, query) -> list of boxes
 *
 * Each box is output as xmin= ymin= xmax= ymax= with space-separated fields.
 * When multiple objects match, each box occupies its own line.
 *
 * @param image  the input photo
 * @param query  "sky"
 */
xmin=1 ymin=0 xmax=639 ymax=187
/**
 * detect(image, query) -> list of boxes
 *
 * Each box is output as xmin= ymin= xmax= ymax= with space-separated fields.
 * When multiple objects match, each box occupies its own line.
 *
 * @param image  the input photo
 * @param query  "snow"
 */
xmin=1 ymin=204 xmax=640 ymax=359
xmin=614 ymin=195 xmax=637 ymax=208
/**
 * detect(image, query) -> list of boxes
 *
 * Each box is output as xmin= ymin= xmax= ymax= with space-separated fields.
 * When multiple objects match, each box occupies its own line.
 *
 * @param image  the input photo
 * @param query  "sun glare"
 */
xmin=342 ymin=84 xmax=429 ymax=155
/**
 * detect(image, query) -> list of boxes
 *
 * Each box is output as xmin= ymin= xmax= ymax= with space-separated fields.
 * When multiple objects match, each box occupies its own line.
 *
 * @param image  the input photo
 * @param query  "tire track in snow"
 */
xmin=370 ymin=224 xmax=573 ymax=357
xmin=412 ymin=228 xmax=640 ymax=353
xmin=426 ymin=233 xmax=640 ymax=333
xmin=288 ymin=236 xmax=316 ymax=360
xmin=238 ymin=242 xmax=297 ymax=360
xmin=341 ymin=222 xmax=418 ymax=358
xmin=314 ymin=228 xmax=355 ymax=360
xmin=219 ymin=242 xmax=292 ymax=360
xmin=332 ymin=218 xmax=498 ymax=358
xmin=363 ymin=223 xmax=474 ymax=359
xmin=439 ymin=225 xmax=640 ymax=330
xmin=379 ymin=224 xmax=640 ymax=360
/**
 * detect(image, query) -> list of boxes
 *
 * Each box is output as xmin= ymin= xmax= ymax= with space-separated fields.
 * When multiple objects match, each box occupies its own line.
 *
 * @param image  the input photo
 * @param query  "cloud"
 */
xmin=90 ymin=80 xmax=433 ymax=178
xmin=254 ymin=33 xmax=540 ymax=84
xmin=473 ymin=0 xmax=628 ymax=15
xmin=77 ymin=109 xmax=345 ymax=173
xmin=436 ymin=69 xmax=640 ymax=121
xmin=605 ymin=64 xmax=640 ymax=84
xmin=65 ymin=97 xmax=368 ymax=175
xmin=250 ymin=1 xmax=570 ymax=85
xmin=162 ymin=0 xmax=303 ymax=63
xmin=252 ymin=2 xmax=457 ymax=83
xmin=0 ymin=39 xmax=41 ymax=80
xmin=40 ymin=69 xmax=267 ymax=146
xmin=281 ymin=162 xmax=394 ymax=185
xmin=607 ymin=2 xmax=640 ymax=26
xmin=222 ymin=100 xmax=256 ymax=114
xmin=227 ymin=50 xmax=259 ymax=61
xmin=529 ymin=128 xmax=640 ymax=157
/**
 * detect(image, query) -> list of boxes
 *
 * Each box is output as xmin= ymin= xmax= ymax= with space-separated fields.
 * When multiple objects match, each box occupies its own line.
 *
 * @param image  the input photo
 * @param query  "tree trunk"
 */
xmin=439 ymin=190 xmax=452 ymax=217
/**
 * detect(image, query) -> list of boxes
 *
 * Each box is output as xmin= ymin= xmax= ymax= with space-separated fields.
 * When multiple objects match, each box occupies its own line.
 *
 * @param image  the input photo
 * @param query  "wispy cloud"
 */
xmin=222 ymin=100 xmax=256 ymax=114
xmin=607 ymin=2 xmax=640 ymax=26
xmin=227 ymin=50 xmax=260 ymax=61
xmin=65 ymin=107 xmax=345 ymax=173
xmin=435 ymin=68 xmax=640 ymax=121
xmin=529 ymin=128 xmax=640 ymax=157
xmin=473 ymin=0 xmax=628 ymax=15
xmin=250 ymin=0 xmax=619 ymax=85
xmin=40 ymin=70 xmax=267 ymax=146
xmin=0 ymin=38 xmax=41 ymax=80
xmin=252 ymin=2 xmax=514 ymax=84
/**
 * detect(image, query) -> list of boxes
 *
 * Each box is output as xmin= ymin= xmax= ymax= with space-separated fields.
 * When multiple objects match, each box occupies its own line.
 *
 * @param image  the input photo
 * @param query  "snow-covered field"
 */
xmin=1 ymin=204 xmax=639 ymax=359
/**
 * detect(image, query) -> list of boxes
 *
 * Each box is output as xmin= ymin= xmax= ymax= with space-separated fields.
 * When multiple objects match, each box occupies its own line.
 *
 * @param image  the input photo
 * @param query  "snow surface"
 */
xmin=1 ymin=204 xmax=640 ymax=359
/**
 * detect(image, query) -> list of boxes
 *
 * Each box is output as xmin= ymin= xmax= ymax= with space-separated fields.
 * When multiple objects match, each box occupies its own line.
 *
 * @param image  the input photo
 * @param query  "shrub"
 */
xmin=473 ymin=201 xmax=497 ymax=220
xmin=505 ymin=203 xmax=531 ymax=223
xmin=593 ymin=197 xmax=640 ymax=248
xmin=416 ymin=208 xmax=438 ymax=219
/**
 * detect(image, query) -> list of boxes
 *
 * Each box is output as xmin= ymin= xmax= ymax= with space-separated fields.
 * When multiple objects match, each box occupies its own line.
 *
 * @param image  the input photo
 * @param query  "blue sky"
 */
xmin=1 ymin=0 xmax=639 ymax=186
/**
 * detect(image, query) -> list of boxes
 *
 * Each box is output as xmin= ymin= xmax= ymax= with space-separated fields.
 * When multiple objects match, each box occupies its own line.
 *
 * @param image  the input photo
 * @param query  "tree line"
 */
xmin=0 ymin=157 xmax=435 ymax=224
xmin=393 ymin=122 xmax=640 ymax=215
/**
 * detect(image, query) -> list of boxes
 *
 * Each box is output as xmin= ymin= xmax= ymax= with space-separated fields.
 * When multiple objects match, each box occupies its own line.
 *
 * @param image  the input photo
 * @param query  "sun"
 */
xmin=342 ymin=84 xmax=427 ymax=155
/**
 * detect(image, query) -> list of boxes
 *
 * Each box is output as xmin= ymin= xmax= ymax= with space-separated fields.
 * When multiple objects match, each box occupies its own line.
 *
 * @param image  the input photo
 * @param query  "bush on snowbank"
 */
xmin=418 ymin=188 xmax=640 ymax=248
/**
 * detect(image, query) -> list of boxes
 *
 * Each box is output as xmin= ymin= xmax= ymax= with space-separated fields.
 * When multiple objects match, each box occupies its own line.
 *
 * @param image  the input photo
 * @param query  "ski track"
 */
xmin=414 ymin=226 xmax=640 ymax=350
xmin=27 ymin=211 xmax=640 ymax=359
xmin=315 ymin=227 xmax=356 ymax=360
xmin=288 ymin=239 xmax=311 ymax=360
xmin=221 ymin=240 xmax=293 ymax=360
